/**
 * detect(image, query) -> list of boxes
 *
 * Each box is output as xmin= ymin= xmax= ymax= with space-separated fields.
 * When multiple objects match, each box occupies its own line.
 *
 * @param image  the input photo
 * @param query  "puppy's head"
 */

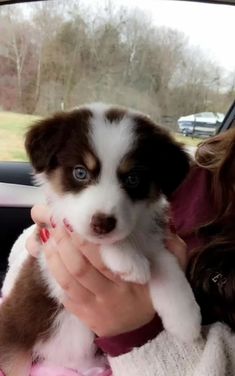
xmin=25 ymin=103 xmax=190 ymax=244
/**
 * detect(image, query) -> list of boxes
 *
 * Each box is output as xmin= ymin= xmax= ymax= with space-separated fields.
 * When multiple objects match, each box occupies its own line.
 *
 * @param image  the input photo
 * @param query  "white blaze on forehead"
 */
xmin=89 ymin=109 xmax=135 ymax=179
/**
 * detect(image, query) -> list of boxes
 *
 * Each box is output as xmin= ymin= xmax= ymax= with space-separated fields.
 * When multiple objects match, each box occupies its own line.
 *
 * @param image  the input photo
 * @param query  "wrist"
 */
xmin=95 ymin=314 xmax=163 ymax=357
xmin=96 ymin=312 xmax=156 ymax=337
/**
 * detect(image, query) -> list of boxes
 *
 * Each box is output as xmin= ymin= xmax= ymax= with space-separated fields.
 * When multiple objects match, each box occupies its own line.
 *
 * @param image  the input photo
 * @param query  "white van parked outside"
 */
xmin=178 ymin=112 xmax=225 ymax=137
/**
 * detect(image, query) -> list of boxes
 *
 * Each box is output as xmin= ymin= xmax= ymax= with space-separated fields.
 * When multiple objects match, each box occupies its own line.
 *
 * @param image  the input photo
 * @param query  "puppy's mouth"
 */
xmin=81 ymin=223 xmax=133 ymax=245
xmin=86 ymin=231 xmax=126 ymax=245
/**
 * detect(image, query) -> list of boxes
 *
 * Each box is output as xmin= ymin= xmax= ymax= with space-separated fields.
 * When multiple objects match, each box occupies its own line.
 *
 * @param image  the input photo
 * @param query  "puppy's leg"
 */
xmin=101 ymin=239 xmax=151 ymax=284
xmin=149 ymin=248 xmax=201 ymax=342
xmin=0 ymin=256 xmax=59 ymax=375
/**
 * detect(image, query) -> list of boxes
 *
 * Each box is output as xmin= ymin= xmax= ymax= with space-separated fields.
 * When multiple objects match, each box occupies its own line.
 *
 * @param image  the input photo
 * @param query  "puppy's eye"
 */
xmin=125 ymin=173 xmax=140 ymax=188
xmin=73 ymin=165 xmax=90 ymax=182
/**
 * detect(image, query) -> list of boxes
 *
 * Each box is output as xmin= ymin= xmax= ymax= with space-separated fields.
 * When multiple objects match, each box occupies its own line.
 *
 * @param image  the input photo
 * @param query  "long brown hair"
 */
xmin=195 ymin=126 xmax=235 ymax=239
xmin=188 ymin=240 xmax=235 ymax=330
xmin=188 ymin=126 xmax=235 ymax=329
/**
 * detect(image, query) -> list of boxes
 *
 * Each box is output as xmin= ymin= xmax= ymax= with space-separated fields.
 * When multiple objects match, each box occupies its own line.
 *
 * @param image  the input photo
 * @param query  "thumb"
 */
xmin=165 ymin=229 xmax=187 ymax=271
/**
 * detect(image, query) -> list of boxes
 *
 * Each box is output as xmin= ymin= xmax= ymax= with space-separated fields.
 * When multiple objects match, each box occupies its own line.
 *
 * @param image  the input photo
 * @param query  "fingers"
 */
xmin=43 ymin=236 xmax=94 ymax=303
xmin=165 ymin=230 xmax=187 ymax=270
xmin=25 ymin=227 xmax=40 ymax=257
xmin=54 ymin=228 xmax=115 ymax=296
xmin=63 ymin=296 xmax=82 ymax=317
xmin=29 ymin=206 xmax=119 ymax=302
xmin=27 ymin=205 xmax=52 ymax=257
xmin=43 ymin=225 xmax=116 ymax=300
xmin=65 ymin=232 xmax=121 ymax=283
xmin=31 ymin=204 xmax=51 ymax=227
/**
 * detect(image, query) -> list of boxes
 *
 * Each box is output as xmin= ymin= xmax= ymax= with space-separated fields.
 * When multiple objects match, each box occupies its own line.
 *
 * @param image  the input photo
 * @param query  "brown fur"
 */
xmin=105 ymin=108 xmax=126 ymax=123
xmin=132 ymin=114 xmax=190 ymax=197
xmin=25 ymin=108 xmax=93 ymax=173
xmin=25 ymin=108 xmax=103 ymax=194
xmin=0 ymin=257 xmax=60 ymax=370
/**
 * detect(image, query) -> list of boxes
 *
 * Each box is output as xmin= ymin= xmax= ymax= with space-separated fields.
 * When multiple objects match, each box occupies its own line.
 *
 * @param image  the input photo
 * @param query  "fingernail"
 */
xmin=50 ymin=216 xmax=56 ymax=228
xmin=39 ymin=228 xmax=50 ymax=243
xmin=63 ymin=218 xmax=74 ymax=232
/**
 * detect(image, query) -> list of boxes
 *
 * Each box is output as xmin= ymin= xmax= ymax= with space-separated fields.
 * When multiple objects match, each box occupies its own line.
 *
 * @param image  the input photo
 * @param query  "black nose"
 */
xmin=91 ymin=213 xmax=116 ymax=235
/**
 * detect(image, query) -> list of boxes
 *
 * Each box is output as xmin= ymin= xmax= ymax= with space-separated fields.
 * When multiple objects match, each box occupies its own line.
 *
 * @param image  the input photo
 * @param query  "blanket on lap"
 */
xmin=0 ymin=367 xmax=111 ymax=376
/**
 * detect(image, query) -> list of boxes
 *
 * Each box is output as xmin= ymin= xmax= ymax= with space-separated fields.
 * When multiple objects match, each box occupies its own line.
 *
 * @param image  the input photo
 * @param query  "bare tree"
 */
xmin=0 ymin=0 xmax=233 ymax=123
xmin=2 ymin=9 xmax=29 ymax=110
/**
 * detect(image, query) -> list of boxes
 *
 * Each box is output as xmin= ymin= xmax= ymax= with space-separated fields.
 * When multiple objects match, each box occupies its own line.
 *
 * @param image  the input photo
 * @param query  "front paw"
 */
xmin=163 ymin=300 xmax=201 ymax=342
xmin=120 ymin=256 xmax=151 ymax=284
xmin=101 ymin=246 xmax=151 ymax=284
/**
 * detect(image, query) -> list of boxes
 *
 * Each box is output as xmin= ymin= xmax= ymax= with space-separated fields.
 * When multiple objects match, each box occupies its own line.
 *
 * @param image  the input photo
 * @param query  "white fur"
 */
xmin=101 ymin=214 xmax=201 ymax=342
xmin=33 ymin=310 xmax=102 ymax=371
xmin=2 ymin=103 xmax=201 ymax=373
xmin=2 ymin=225 xmax=36 ymax=297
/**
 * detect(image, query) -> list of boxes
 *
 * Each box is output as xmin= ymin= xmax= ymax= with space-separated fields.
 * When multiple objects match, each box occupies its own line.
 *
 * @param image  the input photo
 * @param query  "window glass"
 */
xmin=0 ymin=0 xmax=234 ymax=160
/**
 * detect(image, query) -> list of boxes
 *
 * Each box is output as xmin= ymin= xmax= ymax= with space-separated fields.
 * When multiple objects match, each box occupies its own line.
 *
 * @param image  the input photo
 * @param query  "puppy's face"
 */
xmin=26 ymin=103 xmax=189 ymax=244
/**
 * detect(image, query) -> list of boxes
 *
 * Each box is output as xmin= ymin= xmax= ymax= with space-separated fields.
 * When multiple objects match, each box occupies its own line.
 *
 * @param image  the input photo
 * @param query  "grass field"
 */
xmin=0 ymin=112 xmax=41 ymax=161
xmin=0 ymin=111 xmax=201 ymax=161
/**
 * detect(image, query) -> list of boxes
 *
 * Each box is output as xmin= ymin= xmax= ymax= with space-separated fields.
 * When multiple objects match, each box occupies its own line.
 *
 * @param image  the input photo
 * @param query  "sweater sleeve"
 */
xmin=96 ymin=315 xmax=163 ymax=356
xmin=109 ymin=323 xmax=235 ymax=376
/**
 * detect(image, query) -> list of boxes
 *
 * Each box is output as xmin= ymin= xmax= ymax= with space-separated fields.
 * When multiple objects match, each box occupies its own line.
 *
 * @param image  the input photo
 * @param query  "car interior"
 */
xmin=0 ymin=0 xmax=234 ymax=288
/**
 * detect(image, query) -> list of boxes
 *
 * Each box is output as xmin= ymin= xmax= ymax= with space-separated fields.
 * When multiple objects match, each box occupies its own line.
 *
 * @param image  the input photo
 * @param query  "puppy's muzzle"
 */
xmin=91 ymin=213 xmax=117 ymax=235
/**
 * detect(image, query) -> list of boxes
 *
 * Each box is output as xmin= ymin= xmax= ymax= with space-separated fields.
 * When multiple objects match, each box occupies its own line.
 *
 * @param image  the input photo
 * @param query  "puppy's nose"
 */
xmin=91 ymin=213 xmax=116 ymax=235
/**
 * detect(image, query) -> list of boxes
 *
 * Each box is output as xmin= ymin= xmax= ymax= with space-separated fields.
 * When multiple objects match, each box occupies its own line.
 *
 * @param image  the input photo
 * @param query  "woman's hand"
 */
xmin=26 ymin=204 xmax=187 ymax=337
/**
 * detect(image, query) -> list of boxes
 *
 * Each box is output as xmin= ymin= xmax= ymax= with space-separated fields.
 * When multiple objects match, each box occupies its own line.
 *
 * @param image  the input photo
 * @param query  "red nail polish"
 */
xmin=63 ymin=218 xmax=73 ymax=232
xmin=39 ymin=228 xmax=50 ymax=243
xmin=50 ymin=216 xmax=56 ymax=228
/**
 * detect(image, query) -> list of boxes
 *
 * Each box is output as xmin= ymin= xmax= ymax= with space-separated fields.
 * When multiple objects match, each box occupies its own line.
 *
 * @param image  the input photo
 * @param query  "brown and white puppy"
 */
xmin=0 ymin=103 xmax=201 ymax=375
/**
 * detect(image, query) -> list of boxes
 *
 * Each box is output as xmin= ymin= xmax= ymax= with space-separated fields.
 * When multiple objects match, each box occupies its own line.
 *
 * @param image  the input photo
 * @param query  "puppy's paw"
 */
xmin=120 ymin=256 xmax=151 ymax=284
xmin=101 ymin=245 xmax=151 ymax=284
xmin=163 ymin=301 xmax=201 ymax=342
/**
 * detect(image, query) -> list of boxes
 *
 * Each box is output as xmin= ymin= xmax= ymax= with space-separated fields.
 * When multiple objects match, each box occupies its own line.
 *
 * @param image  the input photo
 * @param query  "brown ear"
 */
xmin=155 ymin=135 xmax=190 ymax=197
xmin=25 ymin=108 xmax=93 ymax=172
xmin=134 ymin=115 xmax=190 ymax=197
xmin=25 ymin=113 xmax=68 ymax=172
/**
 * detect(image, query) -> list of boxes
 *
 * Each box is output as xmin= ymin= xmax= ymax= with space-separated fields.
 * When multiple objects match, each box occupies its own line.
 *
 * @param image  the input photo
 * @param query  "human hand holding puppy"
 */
xmin=26 ymin=204 xmax=187 ymax=338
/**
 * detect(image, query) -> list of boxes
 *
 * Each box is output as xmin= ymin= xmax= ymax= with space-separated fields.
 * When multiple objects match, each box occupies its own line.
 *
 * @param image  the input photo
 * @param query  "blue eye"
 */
xmin=73 ymin=165 xmax=89 ymax=182
xmin=125 ymin=173 xmax=140 ymax=188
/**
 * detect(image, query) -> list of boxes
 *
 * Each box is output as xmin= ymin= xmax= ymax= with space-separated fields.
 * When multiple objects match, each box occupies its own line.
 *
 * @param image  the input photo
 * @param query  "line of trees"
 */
xmin=0 ymin=0 xmax=234 ymax=129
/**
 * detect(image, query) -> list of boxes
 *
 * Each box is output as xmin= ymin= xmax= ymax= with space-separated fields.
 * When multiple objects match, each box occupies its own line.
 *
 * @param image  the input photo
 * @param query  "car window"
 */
xmin=0 ymin=0 xmax=234 ymax=160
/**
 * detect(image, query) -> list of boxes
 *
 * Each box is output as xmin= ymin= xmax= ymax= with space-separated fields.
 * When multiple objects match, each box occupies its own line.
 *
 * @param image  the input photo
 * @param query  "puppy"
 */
xmin=0 ymin=103 xmax=201 ymax=375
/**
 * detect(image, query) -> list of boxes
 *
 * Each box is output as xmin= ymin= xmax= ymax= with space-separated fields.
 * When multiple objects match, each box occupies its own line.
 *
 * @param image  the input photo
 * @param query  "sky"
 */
xmin=91 ymin=0 xmax=235 ymax=73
